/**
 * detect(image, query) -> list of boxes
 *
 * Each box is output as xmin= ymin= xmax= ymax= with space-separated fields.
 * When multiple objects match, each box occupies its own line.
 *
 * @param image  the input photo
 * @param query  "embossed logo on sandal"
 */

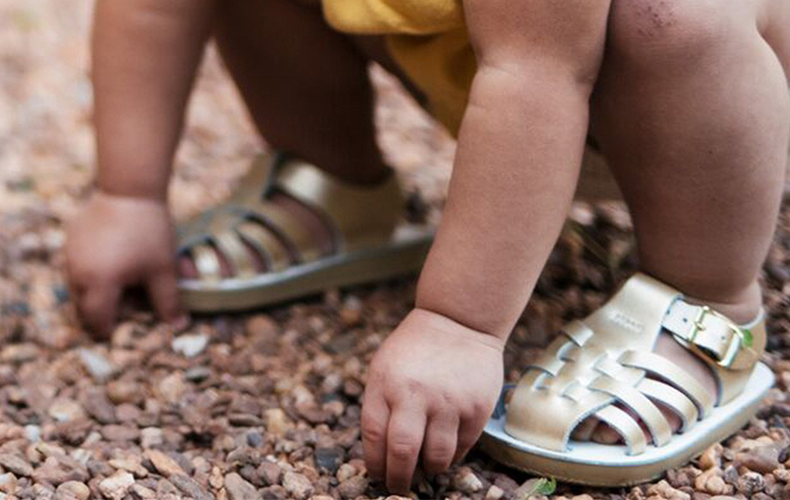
xmin=608 ymin=311 xmax=644 ymax=333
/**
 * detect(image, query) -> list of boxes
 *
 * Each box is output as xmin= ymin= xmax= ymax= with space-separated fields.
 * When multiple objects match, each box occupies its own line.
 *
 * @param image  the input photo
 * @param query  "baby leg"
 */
xmin=214 ymin=0 xmax=392 ymax=185
xmin=592 ymin=0 xmax=790 ymax=322
xmin=580 ymin=0 xmax=790 ymax=443
xmin=180 ymin=0 xmax=406 ymax=279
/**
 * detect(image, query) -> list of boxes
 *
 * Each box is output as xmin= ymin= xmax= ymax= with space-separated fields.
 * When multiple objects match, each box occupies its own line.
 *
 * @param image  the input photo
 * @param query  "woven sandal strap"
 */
xmin=619 ymin=351 xmax=715 ymax=418
xmin=637 ymin=378 xmax=699 ymax=432
xmin=529 ymin=336 xmax=573 ymax=376
xmin=594 ymin=406 xmax=647 ymax=456
xmin=589 ymin=377 xmax=672 ymax=446
xmin=562 ymin=320 xmax=594 ymax=346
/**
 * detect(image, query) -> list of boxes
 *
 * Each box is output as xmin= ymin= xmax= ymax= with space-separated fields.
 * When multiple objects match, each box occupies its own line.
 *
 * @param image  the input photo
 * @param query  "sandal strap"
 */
xmin=619 ymin=351 xmax=715 ymax=418
xmin=662 ymin=300 xmax=759 ymax=370
xmin=236 ymin=221 xmax=291 ymax=272
xmin=588 ymin=377 xmax=673 ymax=446
xmin=274 ymin=159 xmax=404 ymax=252
xmin=636 ymin=378 xmax=699 ymax=432
xmin=594 ymin=406 xmax=648 ymax=456
xmin=213 ymin=230 xmax=257 ymax=278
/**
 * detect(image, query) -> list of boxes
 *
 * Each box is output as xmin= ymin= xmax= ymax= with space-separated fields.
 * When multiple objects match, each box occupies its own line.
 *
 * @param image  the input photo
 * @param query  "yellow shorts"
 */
xmin=321 ymin=0 xmax=474 ymax=136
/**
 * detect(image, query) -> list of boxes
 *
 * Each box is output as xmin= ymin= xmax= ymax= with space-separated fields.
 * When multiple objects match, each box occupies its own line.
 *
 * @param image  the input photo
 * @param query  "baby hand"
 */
xmin=65 ymin=192 xmax=184 ymax=336
xmin=361 ymin=309 xmax=504 ymax=493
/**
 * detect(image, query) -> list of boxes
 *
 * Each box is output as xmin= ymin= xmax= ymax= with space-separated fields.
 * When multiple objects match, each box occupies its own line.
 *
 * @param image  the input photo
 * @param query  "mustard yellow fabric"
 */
xmin=322 ymin=0 xmax=475 ymax=136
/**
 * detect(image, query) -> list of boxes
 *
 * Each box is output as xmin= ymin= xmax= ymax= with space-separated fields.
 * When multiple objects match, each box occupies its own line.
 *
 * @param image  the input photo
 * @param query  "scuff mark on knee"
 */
xmin=632 ymin=0 xmax=677 ymax=38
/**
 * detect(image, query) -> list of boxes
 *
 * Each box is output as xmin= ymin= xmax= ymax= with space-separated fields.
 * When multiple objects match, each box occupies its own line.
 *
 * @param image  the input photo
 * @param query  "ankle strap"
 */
xmin=663 ymin=300 xmax=762 ymax=371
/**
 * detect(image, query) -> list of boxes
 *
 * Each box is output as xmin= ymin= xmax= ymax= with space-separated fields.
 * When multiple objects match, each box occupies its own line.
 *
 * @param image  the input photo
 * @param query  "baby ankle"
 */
xmin=683 ymin=282 xmax=763 ymax=325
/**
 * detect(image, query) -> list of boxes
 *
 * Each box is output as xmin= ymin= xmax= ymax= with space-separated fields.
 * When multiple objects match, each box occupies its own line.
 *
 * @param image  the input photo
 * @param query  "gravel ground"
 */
xmin=2 ymin=2 xmax=790 ymax=500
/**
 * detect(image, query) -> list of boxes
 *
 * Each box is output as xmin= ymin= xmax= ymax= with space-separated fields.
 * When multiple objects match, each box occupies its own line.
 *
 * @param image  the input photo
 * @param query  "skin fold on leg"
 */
xmin=576 ymin=0 xmax=790 ymax=444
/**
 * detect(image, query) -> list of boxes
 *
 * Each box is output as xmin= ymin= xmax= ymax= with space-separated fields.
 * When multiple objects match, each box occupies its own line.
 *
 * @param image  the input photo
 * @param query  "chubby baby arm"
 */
xmin=362 ymin=0 xmax=613 ymax=492
xmin=67 ymin=0 xmax=215 ymax=335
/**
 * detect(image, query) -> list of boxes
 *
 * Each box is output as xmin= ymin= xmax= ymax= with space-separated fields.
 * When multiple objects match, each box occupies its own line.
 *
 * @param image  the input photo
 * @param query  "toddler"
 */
xmin=66 ymin=0 xmax=790 ymax=491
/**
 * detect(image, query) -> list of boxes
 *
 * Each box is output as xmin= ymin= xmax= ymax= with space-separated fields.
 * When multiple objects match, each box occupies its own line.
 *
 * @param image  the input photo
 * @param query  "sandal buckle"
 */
xmin=688 ymin=306 xmax=753 ymax=368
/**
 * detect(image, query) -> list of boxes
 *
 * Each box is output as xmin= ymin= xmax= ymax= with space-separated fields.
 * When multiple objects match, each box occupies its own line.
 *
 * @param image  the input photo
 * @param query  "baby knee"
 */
xmin=607 ymin=0 xmax=744 ymax=65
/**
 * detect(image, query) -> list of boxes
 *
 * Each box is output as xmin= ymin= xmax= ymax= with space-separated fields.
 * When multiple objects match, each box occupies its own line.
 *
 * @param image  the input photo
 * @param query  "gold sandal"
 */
xmin=176 ymin=152 xmax=433 ymax=311
xmin=481 ymin=273 xmax=773 ymax=486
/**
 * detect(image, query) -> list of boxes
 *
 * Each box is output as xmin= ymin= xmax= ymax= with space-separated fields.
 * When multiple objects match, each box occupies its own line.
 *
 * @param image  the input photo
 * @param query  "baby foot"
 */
xmin=573 ymin=296 xmax=759 ymax=445
xmin=573 ymin=331 xmax=718 ymax=443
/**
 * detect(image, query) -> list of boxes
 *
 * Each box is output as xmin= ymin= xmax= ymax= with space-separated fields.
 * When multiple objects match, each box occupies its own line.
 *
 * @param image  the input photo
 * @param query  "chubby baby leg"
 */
xmin=582 ymin=0 xmax=790 ymax=443
xmin=592 ymin=0 xmax=789 ymax=318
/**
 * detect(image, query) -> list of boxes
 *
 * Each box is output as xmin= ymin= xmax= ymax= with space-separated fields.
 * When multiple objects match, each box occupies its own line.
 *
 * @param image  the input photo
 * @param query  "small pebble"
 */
xmin=172 ymin=333 xmax=209 ymax=358
xmin=485 ymin=485 xmax=505 ymax=500
xmin=0 ymin=453 xmax=33 ymax=477
xmin=97 ymin=470 xmax=134 ymax=500
xmin=336 ymin=463 xmax=357 ymax=483
xmin=82 ymin=389 xmax=117 ymax=424
xmin=24 ymin=425 xmax=41 ymax=442
xmin=695 ymin=468 xmax=727 ymax=496
xmin=145 ymin=449 xmax=185 ymax=477
xmin=646 ymin=480 xmax=690 ymax=500
xmin=54 ymin=481 xmax=90 ymax=500
xmin=155 ymin=372 xmax=187 ymax=405
xmin=170 ymin=473 xmax=214 ymax=500
xmin=257 ymin=462 xmax=282 ymax=486
xmin=736 ymin=445 xmax=780 ymax=474
xmin=0 ymin=473 xmax=16 ymax=495
xmin=314 ymin=447 xmax=344 ymax=475
xmin=699 ymin=444 xmax=723 ymax=470
xmin=77 ymin=349 xmax=116 ymax=382
xmin=140 ymin=428 xmax=164 ymax=449
xmin=736 ymin=472 xmax=766 ymax=495
xmin=283 ymin=471 xmax=313 ymax=500
xmin=106 ymin=381 xmax=142 ymax=405
xmin=0 ymin=344 xmax=39 ymax=363
xmin=246 ymin=431 xmax=264 ymax=448
xmin=265 ymin=408 xmax=292 ymax=436
xmin=225 ymin=472 xmax=260 ymax=500
xmin=453 ymin=466 xmax=483 ymax=494
xmin=337 ymin=475 xmax=368 ymax=499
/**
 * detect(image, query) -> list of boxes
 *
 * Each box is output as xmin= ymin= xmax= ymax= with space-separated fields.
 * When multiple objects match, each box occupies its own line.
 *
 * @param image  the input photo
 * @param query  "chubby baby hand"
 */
xmin=65 ymin=192 xmax=184 ymax=336
xmin=361 ymin=308 xmax=504 ymax=493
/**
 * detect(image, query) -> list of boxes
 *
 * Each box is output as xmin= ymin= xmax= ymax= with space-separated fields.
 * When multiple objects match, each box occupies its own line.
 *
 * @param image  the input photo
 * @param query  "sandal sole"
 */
xmin=178 ymin=224 xmax=433 ymax=312
xmin=480 ymin=362 xmax=774 ymax=487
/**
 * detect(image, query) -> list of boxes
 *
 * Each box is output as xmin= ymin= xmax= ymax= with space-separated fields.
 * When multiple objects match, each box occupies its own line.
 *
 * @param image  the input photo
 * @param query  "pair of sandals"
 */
xmin=177 ymin=152 xmax=773 ymax=486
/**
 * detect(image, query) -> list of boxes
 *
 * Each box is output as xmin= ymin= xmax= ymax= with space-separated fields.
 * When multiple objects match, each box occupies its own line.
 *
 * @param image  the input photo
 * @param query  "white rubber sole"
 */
xmin=178 ymin=224 xmax=433 ymax=312
xmin=480 ymin=362 xmax=774 ymax=487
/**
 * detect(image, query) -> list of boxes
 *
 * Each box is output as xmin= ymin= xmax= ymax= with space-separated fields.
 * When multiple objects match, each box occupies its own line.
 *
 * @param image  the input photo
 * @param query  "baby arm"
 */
xmin=66 ymin=0 xmax=215 ymax=335
xmin=362 ymin=1 xmax=612 ymax=492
